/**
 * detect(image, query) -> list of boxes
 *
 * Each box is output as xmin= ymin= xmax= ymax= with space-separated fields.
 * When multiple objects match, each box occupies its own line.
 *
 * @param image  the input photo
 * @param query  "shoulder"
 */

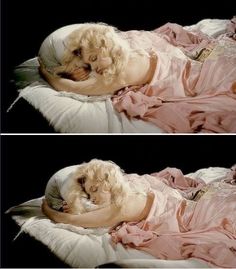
xmin=119 ymin=193 xmax=149 ymax=222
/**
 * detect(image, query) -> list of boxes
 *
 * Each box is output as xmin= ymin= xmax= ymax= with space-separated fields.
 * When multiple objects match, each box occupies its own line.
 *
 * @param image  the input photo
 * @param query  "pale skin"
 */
xmin=42 ymin=182 xmax=154 ymax=228
xmin=39 ymin=51 xmax=156 ymax=96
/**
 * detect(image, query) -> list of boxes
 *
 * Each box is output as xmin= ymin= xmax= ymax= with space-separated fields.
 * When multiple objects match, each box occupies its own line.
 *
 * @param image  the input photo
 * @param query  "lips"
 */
xmin=95 ymin=67 xmax=103 ymax=75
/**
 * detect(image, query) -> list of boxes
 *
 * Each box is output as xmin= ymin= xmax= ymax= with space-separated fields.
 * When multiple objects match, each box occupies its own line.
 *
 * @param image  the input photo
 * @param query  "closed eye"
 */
xmin=89 ymin=55 xmax=97 ymax=62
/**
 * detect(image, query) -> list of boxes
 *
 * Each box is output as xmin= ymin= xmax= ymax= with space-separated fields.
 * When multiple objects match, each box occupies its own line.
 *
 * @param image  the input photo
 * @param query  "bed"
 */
xmin=10 ymin=18 xmax=236 ymax=133
xmin=6 ymin=165 xmax=236 ymax=268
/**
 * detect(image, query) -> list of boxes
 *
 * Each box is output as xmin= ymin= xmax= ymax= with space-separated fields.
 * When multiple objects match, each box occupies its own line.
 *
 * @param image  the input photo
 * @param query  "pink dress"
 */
xmin=111 ymin=168 xmax=236 ymax=267
xmin=113 ymin=22 xmax=236 ymax=133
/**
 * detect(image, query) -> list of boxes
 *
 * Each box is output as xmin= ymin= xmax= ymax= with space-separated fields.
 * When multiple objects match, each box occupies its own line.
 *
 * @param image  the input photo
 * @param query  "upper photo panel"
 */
xmin=2 ymin=0 xmax=236 ymax=133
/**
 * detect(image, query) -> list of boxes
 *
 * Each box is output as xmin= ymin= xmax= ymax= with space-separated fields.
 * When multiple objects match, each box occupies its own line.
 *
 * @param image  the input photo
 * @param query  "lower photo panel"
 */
xmin=1 ymin=135 xmax=235 ymax=268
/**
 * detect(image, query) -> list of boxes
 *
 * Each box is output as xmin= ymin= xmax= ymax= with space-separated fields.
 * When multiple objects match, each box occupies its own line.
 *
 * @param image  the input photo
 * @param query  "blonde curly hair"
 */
xmin=61 ymin=23 xmax=131 ymax=84
xmin=72 ymin=159 xmax=131 ymax=207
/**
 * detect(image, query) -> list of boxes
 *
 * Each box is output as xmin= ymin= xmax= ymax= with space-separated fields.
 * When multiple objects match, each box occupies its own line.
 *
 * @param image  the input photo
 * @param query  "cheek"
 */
xmin=102 ymin=192 xmax=111 ymax=201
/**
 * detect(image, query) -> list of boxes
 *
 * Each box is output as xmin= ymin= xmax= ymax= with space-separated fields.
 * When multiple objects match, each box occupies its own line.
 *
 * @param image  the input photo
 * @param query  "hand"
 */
xmin=62 ymin=201 xmax=70 ymax=213
xmin=37 ymin=57 xmax=44 ymax=68
xmin=38 ymin=63 xmax=53 ymax=79
xmin=38 ymin=57 xmax=56 ymax=79
xmin=41 ymin=199 xmax=63 ymax=221
xmin=41 ymin=198 xmax=52 ymax=216
xmin=69 ymin=67 xmax=90 ymax=81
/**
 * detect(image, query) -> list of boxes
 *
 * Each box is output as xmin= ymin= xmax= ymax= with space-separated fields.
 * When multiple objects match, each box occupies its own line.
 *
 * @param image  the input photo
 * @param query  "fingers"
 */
xmin=38 ymin=57 xmax=43 ymax=67
xmin=62 ymin=201 xmax=70 ymax=213
xmin=39 ymin=66 xmax=55 ymax=81
xmin=62 ymin=205 xmax=70 ymax=213
xmin=75 ymin=74 xmax=89 ymax=81
xmin=38 ymin=58 xmax=47 ymax=73
xmin=70 ymin=67 xmax=90 ymax=81
xmin=41 ymin=199 xmax=48 ymax=214
xmin=74 ymin=69 xmax=89 ymax=78
xmin=38 ymin=64 xmax=47 ymax=76
xmin=79 ymin=71 xmax=90 ymax=80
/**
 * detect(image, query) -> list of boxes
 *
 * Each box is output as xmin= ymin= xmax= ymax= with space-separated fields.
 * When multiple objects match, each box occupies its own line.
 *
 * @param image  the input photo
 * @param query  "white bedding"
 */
xmin=13 ymin=59 xmax=163 ymax=133
xmin=11 ymin=19 xmax=229 ymax=133
xmin=7 ymin=166 xmax=230 ymax=268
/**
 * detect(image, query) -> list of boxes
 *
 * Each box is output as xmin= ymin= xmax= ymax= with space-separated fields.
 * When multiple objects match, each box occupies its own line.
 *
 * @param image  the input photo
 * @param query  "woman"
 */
xmin=39 ymin=20 xmax=236 ymax=96
xmin=39 ymin=21 xmax=236 ymax=132
xmin=42 ymin=159 xmax=236 ymax=267
xmin=39 ymin=23 xmax=156 ymax=96
xmin=42 ymin=159 xmax=155 ymax=228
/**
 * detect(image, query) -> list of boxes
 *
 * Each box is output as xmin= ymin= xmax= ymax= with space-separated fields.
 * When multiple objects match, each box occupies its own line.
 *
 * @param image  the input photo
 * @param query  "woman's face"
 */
xmin=82 ymin=48 xmax=112 ymax=75
xmin=84 ymin=180 xmax=112 ymax=206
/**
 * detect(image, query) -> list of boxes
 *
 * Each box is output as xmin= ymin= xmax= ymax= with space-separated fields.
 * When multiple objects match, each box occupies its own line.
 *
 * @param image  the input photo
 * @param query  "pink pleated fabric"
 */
xmin=110 ymin=168 xmax=236 ymax=267
xmin=113 ymin=22 xmax=236 ymax=133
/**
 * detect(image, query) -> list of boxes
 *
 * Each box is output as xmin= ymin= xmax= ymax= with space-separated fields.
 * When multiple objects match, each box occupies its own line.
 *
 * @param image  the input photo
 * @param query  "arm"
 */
xmin=39 ymin=64 xmax=118 ymax=96
xmin=42 ymin=199 xmax=123 ymax=228
xmin=57 ymin=68 xmax=90 ymax=81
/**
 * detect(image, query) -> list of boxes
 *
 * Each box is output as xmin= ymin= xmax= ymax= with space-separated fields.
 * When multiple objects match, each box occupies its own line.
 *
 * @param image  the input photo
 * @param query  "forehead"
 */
xmin=82 ymin=47 xmax=102 ymax=56
xmin=84 ymin=180 xmax=94 ymax=190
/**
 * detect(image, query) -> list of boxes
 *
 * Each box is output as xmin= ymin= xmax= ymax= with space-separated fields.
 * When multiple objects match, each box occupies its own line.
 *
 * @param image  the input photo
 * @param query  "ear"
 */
xmin=102 ymin=183 xmax=110 ymax=192
xmin=101 ymin=38 xmax=106 ymax=47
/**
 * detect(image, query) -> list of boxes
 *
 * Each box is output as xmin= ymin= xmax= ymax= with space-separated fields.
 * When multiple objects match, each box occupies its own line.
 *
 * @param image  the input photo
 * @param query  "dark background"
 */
xmin=1 ymin=135 xmax=235 ymax=267
xmin=1 ymin=0 xmax=235 ymax=133
xmin=1 ymin=0 xmax=235 ymax=266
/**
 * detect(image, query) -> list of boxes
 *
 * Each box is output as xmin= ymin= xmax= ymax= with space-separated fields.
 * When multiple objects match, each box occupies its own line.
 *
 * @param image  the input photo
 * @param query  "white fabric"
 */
xmin=44 ymin=165 xmax=78 ymax=210
xmin=45 ymin=164 xmax=99 ymax=213
xmin=13 ymin=23 xmax=163 ymax=133
xmin=38 ymin=24 xmax=84 ymax=68
xmin=7 ymin=166 xmax=230 ymax=268
xmin=184 ymin=19 xmax=229 ymax=38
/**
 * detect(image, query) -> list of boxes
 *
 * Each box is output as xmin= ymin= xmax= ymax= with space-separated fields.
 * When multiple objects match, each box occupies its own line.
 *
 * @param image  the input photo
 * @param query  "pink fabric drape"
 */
xmin=113 ymin=22 xmax=236 ymax=133
xmin=110 ymin=167 xmax=236 ymax=267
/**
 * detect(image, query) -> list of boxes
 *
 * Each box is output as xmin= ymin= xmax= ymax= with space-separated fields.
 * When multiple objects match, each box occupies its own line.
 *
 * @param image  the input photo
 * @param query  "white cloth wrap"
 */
xmin=44 ymin=165 xmax=79 ymax=210
xmin=38 ymin=24 xmax=83 ymax=68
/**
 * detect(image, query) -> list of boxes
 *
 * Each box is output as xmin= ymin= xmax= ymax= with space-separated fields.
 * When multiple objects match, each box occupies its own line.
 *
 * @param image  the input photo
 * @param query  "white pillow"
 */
xmin=14 ymin=22 xmax=164 ymax=133
xmin=13 ymin=58 xmax=163 ymax=133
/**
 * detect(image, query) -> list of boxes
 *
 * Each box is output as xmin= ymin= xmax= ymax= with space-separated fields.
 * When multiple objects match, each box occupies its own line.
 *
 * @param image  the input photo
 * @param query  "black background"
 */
xmin=1 ymin=0 xmax=236 ymax=267
xmin=1 ymin=0 xmax=236 ymax=132
xmin=1 ymin=135 xmax=235 ymax=267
